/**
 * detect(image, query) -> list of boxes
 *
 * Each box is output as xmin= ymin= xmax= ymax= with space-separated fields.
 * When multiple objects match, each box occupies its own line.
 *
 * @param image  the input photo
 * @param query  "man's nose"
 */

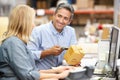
xmin=59 ymin=17 xmax=64 ymax=23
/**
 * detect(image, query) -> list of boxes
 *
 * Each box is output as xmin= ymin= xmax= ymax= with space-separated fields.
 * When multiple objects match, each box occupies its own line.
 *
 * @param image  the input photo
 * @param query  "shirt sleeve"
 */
xmin=70 ymin=28 xmax=77 ymax=45
xmin=4 ymin=40 xmax=40 ymax=80
xmin=27 ymin=27 xmax=42 ymax=60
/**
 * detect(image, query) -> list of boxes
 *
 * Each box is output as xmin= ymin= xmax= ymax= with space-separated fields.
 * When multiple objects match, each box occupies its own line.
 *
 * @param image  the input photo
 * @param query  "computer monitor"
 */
xmin=119 ymin=47 xmax=120 ymax=59
xmin=108 ymin=26 xmax=120 ymax=77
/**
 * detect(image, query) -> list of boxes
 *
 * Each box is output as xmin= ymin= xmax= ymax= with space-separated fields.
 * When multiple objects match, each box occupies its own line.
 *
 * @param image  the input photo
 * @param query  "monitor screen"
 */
xmin=119 ymin=47 xmax=120 ymax=59
xmin=108 ymin=26 xmax=120 ymax=73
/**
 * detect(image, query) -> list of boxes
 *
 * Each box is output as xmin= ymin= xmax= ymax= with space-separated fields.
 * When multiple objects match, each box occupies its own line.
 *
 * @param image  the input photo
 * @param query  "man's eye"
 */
xmin=58 ymin=15 xmax=62 ymax=18
xmin=64 ymin=17 xmax=69 ymax=21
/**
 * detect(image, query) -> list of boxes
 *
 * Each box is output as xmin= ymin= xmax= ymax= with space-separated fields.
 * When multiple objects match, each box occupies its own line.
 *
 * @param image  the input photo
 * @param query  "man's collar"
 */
xmin=50 ymin=21 xmax=65 ymax=35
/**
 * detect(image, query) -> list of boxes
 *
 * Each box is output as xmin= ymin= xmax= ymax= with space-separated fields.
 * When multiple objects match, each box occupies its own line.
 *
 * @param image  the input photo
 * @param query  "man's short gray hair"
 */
xmin=55 ymin=3 xmax=74 ymax=20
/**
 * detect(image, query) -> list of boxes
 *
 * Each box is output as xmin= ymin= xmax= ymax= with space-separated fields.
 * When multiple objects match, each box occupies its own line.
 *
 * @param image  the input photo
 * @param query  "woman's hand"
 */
xmin=58 ymin=70 xmax=70 ymax=79
xmin=53 ymin=66 xmax=74 ymax=73
xmin=40 ymin=78 xmax=58 ymax=80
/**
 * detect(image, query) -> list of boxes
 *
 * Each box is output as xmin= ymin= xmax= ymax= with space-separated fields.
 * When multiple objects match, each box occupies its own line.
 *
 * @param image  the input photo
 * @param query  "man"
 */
xmin=27 ymin=3 xmax=77 ymax=70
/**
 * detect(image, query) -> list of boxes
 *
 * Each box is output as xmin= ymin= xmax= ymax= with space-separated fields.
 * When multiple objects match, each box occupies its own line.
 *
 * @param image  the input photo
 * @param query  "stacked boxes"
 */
xmin=76 ymin=0 xmax=94 ymax=9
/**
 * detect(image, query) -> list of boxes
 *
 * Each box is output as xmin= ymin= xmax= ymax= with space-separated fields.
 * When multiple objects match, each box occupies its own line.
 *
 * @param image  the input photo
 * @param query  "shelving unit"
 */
xmin=36 ymin=9 xmax=113 ymax=26
xmin=34 ymin=0 xmax=114 ymax=26
xmin=44 ymin=9 xmax=113 ymax=15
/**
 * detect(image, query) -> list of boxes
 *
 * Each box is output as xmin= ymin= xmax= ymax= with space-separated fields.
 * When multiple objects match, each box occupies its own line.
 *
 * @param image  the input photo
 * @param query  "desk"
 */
xmin=90 ymin=75 xmax=116 ymax=80
xmin=65 ymin=76 xmax=116 ymax=80
xmin=64 ymin=69 xmax=116 ymax=80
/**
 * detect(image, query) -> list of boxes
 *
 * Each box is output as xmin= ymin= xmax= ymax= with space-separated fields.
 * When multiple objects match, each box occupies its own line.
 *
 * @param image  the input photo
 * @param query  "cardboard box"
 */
xmin=101 ymin=27 xmax=110 ymax=40
xmin=64 ymin=45 xmax=85 ymax=65
xmin=37 ymin=0 xmax=48 ymax=9
xmin=76 ymin=0 xmax=94 ymax=9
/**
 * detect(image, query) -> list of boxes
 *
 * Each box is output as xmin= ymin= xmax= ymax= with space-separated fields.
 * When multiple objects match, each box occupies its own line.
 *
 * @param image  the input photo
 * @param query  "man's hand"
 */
xmin=49 ymin=45 xmax=63 ymax=56
xmin=41 ymin=45 xmax=63 ymax=58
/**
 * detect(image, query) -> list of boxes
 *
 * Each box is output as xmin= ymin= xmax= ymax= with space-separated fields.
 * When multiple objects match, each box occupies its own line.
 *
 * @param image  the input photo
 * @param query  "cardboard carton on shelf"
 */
xmin=76 ymin=0 xmax=94 ymax=9
xmin=36 ymin=0 xmax=48 ymax=9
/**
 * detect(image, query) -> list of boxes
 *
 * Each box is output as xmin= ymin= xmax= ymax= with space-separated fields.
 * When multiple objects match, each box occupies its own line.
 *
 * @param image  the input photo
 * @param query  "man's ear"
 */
xmin=52 ymin=13 xmax=56 ymax=19
xmin=68 ymin=19 xmax=72 ymax=25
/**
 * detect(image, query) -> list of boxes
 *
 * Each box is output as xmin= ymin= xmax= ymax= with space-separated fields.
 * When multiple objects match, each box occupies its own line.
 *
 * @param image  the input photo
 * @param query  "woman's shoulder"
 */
xmin=5 ymin=36 xmax=21 ymax=42
xmin=2 ymin=36 xmax=24 ymax=47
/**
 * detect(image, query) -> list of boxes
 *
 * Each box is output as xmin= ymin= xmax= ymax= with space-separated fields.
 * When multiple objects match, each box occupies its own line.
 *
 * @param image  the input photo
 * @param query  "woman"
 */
xmin=0 ymin=5 xmax=73 ymax=80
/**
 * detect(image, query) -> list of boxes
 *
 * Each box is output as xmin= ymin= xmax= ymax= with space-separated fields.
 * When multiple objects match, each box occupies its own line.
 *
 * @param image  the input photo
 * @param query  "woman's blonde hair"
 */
xmin=3 ymin=5 xmax=35 ymax=44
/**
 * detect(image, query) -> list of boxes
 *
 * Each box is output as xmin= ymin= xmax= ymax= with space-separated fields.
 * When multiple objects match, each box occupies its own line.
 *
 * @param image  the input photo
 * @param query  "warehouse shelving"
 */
xmin=37 ymin=9 xmax=113 ymax=15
